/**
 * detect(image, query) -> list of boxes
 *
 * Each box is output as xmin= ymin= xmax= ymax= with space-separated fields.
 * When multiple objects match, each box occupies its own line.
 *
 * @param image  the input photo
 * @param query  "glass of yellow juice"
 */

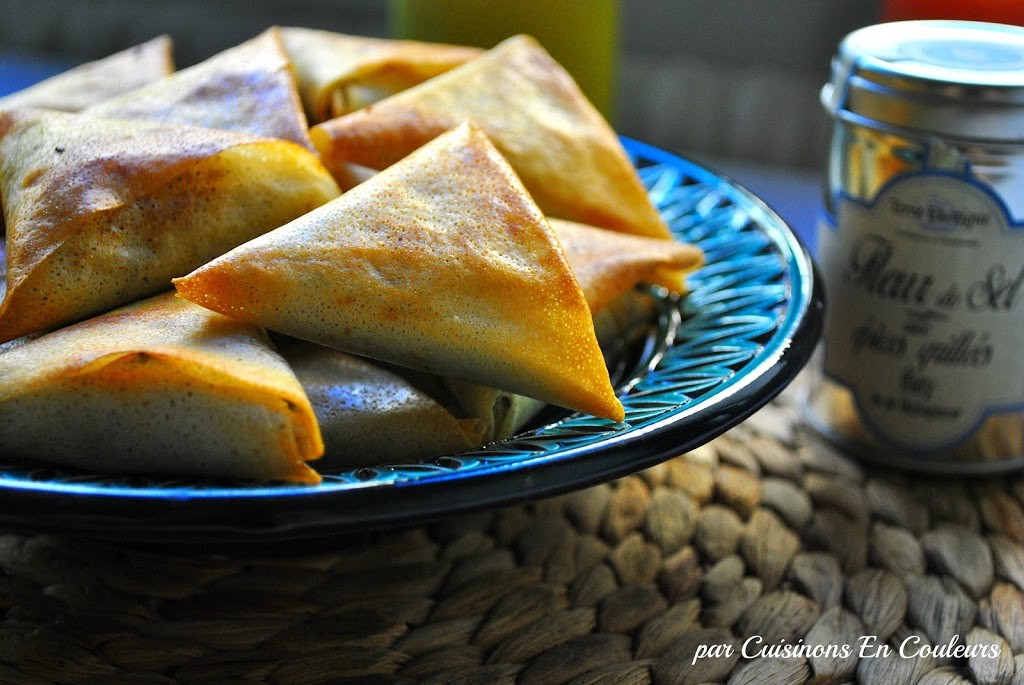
xmin=389 ymin=0 xmax=620 ymax=119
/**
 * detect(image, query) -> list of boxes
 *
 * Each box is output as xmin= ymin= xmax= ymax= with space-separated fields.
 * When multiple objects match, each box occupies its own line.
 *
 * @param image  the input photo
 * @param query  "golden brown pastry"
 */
xmin=433 ymin=377 xmax=547 ymax=443
xmin=311 ymin=35 xmax=670 ymax=239
xmin=175 ymin=121 xmax=624 ymax=422
xmin=283 ymin=290 xmax=658 ymax=471
xmin=280 ymin=26 xmax=483 ymax=122
xmin=0 ymin=293 xmax=323 ymax=483
xmin=85 ymin=28 xmax=314 ymax=150
xmin=551 ymin=218 xmax=703 ymax=313
xmin=409 ymin=222 xmax=703 ymax=442
xmin=0 ymin=36 xmax=173 ymax=112
xmin=432 ymin=220 xmax=704 ymax=441
xmin=0 ymin=107 xmax=340 ymax=343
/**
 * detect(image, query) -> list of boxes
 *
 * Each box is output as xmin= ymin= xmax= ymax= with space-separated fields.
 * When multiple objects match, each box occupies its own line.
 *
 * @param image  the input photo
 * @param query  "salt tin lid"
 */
xmin=822 ymin=20 xmax=1024 ymax=142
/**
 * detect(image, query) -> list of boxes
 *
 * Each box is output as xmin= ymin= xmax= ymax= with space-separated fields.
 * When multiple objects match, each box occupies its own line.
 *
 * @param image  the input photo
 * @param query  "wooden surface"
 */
xmin=2 ymin=377 xmax=1024 ymax=685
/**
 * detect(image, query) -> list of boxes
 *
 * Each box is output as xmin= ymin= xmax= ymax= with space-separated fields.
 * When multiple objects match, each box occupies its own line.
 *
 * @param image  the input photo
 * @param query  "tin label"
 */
xmin=819 ymin=172 xmax=1024 ymax=450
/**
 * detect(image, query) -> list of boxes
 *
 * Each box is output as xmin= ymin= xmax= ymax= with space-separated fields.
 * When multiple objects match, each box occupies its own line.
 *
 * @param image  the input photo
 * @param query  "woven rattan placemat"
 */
xmin=3 ymin=377 xmax=1024 ymax=685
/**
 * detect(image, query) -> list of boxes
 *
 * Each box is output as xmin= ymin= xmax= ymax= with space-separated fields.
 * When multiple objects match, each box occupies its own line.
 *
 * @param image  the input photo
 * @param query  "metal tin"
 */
xmin=805 ymin=20 xmax=1024 ymax=473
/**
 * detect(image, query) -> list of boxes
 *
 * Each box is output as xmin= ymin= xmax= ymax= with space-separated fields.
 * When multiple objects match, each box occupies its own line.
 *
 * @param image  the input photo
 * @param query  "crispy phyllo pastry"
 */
xmin=280 ymin=27 xmax=483 ymax=122
xmin=0 ymin=293 xmax=323 ymax=483
xmin=311 ymin=35 xmax=670 ymax=239
xmin=0 ymin=36 xmax=173 ymax=113
xmin=420 ymin=223 xmax=704 ymax=442
xmin=86 ymin=28 xmax=314 ymax=150
xmin=551 ymin=218 xmax=703 ymax=313
xmin=376 ymin=364 xmax=547 ymax=446
xmin=282 ymin=341 xmax=484 ymax=467
xmin=175 ymin=121 xmax=624 ymax=422
xmin=0 ymin=108 xmax=340 ymax=343
xmin=430 ymin=377 xmax=546 ymax=443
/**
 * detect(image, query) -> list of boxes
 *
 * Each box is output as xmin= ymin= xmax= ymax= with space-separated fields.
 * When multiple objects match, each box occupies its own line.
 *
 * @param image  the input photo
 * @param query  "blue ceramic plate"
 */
xmin=0 ymin=139 xmax=823 ymax=544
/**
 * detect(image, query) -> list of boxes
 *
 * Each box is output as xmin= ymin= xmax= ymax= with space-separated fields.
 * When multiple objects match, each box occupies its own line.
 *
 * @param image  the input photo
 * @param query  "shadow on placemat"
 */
xmin=1 ymin=379 xmax=1022 ymax=685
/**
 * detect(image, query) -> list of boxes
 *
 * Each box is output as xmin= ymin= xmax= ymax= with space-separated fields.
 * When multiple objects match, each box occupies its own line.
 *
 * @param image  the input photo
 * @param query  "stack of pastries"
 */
xmin=0 ymin=27 xmax=702 ymax=484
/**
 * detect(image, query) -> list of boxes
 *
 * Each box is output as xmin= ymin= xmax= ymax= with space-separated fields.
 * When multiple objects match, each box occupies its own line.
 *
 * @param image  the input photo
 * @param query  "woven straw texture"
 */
xmin=4 ymin=378 xmax=1024 ymax=685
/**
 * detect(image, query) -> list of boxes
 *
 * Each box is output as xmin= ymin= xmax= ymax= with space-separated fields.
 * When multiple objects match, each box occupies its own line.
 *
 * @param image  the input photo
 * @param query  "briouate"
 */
xmin=310 ymin=35 xmax=671 ymax=239
xmin=175 ymin=121 xmax=625 ymax=422
xmin=280 ymin=27 xmax=483 ymax=123
xmin=0 ymin=293 xmax=323 ymax=483
xmin=550 ymin=218 xmax=703 ymax=313
xmin=0 ymin=36 xmax=174 ymax=113
xmin=0 ymin=108 xmax=340 ymax=343
xmin=85 ymin=27 xmax=314 ymax=150
xmin=280 ymin=214 xmax=705 ymax=467
xmin=281 ymin=341 xmax=485 ymax=468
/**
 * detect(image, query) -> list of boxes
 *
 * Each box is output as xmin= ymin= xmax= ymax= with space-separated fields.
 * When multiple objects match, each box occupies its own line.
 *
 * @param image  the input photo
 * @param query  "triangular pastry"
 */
xmin=420 ymin=220 xmax=703 ymax=443
xmin=551 ymin=218 xmax=703 ymax=313
xmin=282 ymin=341 xmax=484 ymax=468
xmin=0 ymin=36 xmax=174 ymax=112
xmin=0 ymin=293 xmax=323 ymax=483
xmin=418 ymin=220 xmax=703 ymax=440
xmin=272 ymin=212 xmax=702 ymax=468
xmin=280 ymin=27 xmax=483 ymax=122
xmin=311 ymin=34 xmax=670 ymax=239
xmin=86 ymin=28 xmax=314 ymax=150
xmin=0 ymin=108 xmax=340 ymax=343
xmin=175 ymin=121 xmax=624 ymax=421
